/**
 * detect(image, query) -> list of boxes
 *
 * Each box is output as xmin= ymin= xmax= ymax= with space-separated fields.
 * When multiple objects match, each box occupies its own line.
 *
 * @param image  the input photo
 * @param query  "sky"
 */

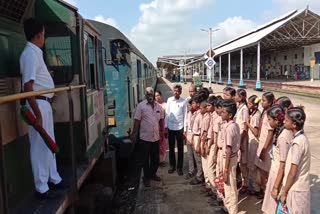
xmin=64 ymin=0 xmax=320 ymax=65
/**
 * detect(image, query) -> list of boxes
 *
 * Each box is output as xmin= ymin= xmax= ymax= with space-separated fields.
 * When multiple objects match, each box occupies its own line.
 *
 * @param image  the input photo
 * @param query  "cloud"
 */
xmin=130 ymin=0 xmax=257 ymax=64
xmin=94 ymin=15 xmax=119 ymax=29
xmin=213 ymin=17 xmax=257 ymax=46
xmin=273 ymin=0 xmax=320 ymax=12
xmin=63 ymin=0 xmax=77 ymax=6
xmin=263 ymin=0 xmax=320 ymax=20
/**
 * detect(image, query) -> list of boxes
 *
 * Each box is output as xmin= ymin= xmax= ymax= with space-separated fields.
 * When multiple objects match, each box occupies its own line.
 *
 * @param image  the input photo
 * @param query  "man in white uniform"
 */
xmin=20 ymin=18 xmax=64 ymax=200
xmin=165 ymin=84 xmax=187 ymax=176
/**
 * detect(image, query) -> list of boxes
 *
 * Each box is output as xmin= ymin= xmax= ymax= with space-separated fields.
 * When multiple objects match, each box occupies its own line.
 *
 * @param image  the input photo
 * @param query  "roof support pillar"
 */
xmin=255 ymin=42 xmax=262 ymax=91
xmin=218 ymin=55 xmax=223 ymax=84
xmin=239 ymin=48 xmax=245 ymax=88
xmin=227 ymin=52 xmax=232 ymax=86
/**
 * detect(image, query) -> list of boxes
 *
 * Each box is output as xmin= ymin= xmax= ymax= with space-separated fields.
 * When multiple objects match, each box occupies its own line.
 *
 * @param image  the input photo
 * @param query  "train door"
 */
xmin=106 ymin=39 xmax=132 ymax=138
xmin=83 ymin=22 xmax=106 ymax=158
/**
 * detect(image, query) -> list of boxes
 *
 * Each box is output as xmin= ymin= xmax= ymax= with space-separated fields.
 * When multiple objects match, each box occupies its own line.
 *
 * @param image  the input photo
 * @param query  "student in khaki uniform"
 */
xmin=280 ymin=107 xmax=310 ymax=213
xmin=211 ymin=99 xmax=225 ymax=206
xmin=204 ymin=96 xmax=219 ymax=197
xmin=220 ymin=100 xmax=241 ymax=214
xmin=189 ymin=90 xmax=209 ymax=185
xmin=234 ymin=89 xmax=249 ymax=193
xmin=245 ymin=95 xmax=261 ymax=194
xmin=199 ymin=101 xmax=211 ymax=193
xmin=184 ymin=98 xmax=199 ymax=179
xmin=261 ymin=105 xmax=293 ymax=214
xmin=275 ymin=96 xmax=293 ymax=113
xmin=222 ymin=87 xmax=236 ymax=101
xmin=255 ymin=92 xmax=275 ymax=198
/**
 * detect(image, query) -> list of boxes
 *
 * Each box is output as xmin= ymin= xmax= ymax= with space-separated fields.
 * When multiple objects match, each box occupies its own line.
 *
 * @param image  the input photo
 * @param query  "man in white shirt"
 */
xmin=165 ymin=84 xmax=187 ymax=176
xmin=20 ymin=18 xmax=64 ymax=200
xmin=285 ymin=69 xmax=289 ymax=81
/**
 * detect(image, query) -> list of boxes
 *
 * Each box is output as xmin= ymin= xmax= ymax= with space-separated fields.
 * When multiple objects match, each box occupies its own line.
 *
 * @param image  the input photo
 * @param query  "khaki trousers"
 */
xmin=215 ymin=149 xmax=224 ymax=199
xmin=223 ymin=156 xmax=238 ymax=214
xmin=206 ymin=143 xmax=216 ymax=189
xmin=201 ymin=155 xmax=210 ymax=188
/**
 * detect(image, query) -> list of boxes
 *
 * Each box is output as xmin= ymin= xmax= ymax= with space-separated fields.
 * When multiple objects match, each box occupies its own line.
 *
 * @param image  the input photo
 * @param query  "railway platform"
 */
xmin=132 ymin=78 xmax=320 ymax=214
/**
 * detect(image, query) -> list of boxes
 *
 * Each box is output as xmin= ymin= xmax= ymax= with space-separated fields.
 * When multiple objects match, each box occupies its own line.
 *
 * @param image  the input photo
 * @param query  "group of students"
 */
xmin=184 ymin=86 xmax=311 ymax=214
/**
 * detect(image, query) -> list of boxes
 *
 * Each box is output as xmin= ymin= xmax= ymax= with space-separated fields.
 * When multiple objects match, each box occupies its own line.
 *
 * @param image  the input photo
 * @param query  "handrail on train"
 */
xmin=0 ymin=84 xmax=86 ymax=104
xmin=0 ymin=84 xmax=86 ymax=214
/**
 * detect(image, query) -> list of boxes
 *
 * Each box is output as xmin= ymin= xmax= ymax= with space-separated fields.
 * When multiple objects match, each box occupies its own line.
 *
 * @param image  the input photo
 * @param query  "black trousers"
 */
xmin=132 ymin=140 xmax=160 ymax=180
xmin=168 ymin=129 xmax=184 ymax=170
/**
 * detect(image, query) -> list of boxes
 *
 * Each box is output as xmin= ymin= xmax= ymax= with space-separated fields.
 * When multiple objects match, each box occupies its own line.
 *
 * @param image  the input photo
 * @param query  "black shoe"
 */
xmin=184 ymin=172 xmax=194 ymax=180
xmin=168 ymin=167 xmax=176 ymax=174
xmin=189 ymin=178 xmax=203 ymax=185
xmin=151 ymin=175 xmax=161 ymax=182
xmin=35 ymin=190 xmax=58 ymax=200
xmin=143 ymin=179 xmax=151 ymax=187
xmin=208 ymin=198 xmax=224 ymax=206
xmin=177 ymin=169 xmax=183 ymax=176
xmin=159 ymin=162 xmax=166 ymax=167
xmin=49 ymin=181 xmax=68 ymax=190
xmin=210 ymin=193 xmax=218 ymax=200
xmin=200 ymin=187 xmax=210 ymax=194
xmin=204 ymin=191 xmax=213 ymax=197
xmin=255 ymin=190 xmax=265 ymax=200
xmin=214 ymin=207 xmax=229 ymax=214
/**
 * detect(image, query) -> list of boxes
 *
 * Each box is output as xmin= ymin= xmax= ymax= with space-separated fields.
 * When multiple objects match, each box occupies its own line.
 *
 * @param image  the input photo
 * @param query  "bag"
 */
xmin=214 ymin=176 xmax=224 ymax=197
xmin=276 ymin=201 xmax=289 ymax=214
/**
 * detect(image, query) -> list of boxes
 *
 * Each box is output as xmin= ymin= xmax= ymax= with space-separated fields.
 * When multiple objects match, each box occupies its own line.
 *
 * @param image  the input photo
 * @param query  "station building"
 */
xmin=157 ymin=8 xmax=320 ymax=90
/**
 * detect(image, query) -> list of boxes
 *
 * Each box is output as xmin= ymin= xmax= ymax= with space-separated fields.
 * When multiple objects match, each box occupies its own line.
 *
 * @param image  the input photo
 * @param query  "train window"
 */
xmin=98 ymin=40 xmax=105 ymax=88
xmin=44 ymin=24 xmax=73 ymax=84
xmin=84 ymin=33 xmax=96 ymax=89
xmin=110 ymin=39 xmax=130 ymax=64
xmin=137 ymin=60 xmax=142 ymax=78
xmin=144 ymin=63 xmax=147 ymax=78
xmin=0 ymin=34 xmax=9 ymax=78
xmin=132 ymin=86 xmax=135 ymax=107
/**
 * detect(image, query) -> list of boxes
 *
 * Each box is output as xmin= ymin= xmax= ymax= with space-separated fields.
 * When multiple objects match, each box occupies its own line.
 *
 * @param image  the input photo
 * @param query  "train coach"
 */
xmin=89 ymin=20 xmax=157 ymax=159
xmin=0 ymin=0 xmax=108 ymax=213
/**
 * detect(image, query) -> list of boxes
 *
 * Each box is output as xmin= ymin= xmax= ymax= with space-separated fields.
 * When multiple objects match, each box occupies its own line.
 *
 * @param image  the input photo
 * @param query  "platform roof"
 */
xmin=157 ymin=8 xmax=320 ymax=69
xmin=157 ymin=54 xmax=203 ymax=70
xmin=214 ymin=8 xmax=320 ymax=56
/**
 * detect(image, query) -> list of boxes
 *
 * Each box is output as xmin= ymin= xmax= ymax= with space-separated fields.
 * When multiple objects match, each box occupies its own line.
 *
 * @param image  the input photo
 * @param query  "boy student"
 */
xmin=190 ymin=99 xmax=206 ymax=185
xmin=210 ymin=98 xmax=225 ymax=206
xmin=184 ymin=98 xmax=199 ymax=180
xmin=201 ymin=96 xmax=219 ymax=197
xmin=199 ymin=101 xmax=211 ymax=193
xmin=220 ymin=100 xmax=240 ymax=214
xmin=189 ymin=90 xmax=209 ymax=185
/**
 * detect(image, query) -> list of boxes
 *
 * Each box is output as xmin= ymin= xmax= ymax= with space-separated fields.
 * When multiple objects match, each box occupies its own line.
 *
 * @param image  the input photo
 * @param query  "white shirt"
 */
xmin=20 ymin=42 xmax=55 ymax=98
xmin=165 ymin=96 xmax=187 ymax=131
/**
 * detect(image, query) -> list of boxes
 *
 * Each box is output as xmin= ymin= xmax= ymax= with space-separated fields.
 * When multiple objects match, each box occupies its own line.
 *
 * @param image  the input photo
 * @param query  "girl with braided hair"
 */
xmin=275 ymin=96 xmax=293 ymax=113
xmin=262 ymin=105 xmax=293 ymax=213
xmin=255 ymin=92 xmax=275 ymax=198
xmin=234 ymin=89 xmax=250 ymax=194
xmin=246 ymin=95 xmax=262 ymax=195
xmin=280 ymin=107 xmax=310 ymax=214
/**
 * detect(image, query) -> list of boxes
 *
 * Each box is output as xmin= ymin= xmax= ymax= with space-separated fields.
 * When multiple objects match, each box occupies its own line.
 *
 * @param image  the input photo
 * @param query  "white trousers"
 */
xmin=28 ymin=100 xmax=62 ymax=193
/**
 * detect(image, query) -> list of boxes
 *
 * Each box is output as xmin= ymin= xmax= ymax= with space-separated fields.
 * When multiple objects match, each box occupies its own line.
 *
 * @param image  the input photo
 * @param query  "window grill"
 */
xmin=0 ymin=0 xmax=30 ymax=22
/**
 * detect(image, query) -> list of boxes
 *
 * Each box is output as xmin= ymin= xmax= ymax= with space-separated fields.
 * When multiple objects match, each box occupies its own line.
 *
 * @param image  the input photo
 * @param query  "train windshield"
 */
xmin=44 ymin=24 xmax=73 ymax=84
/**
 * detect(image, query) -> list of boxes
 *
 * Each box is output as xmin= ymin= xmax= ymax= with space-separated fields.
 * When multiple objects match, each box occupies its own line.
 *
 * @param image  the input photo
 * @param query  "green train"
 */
xmin=0 ymin=0 xmax=157 ymax=213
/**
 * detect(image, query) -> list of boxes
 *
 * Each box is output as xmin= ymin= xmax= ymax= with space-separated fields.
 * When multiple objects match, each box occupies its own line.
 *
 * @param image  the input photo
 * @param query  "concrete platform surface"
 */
xmin=133 ymin=78 xmax=320 ymax=214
